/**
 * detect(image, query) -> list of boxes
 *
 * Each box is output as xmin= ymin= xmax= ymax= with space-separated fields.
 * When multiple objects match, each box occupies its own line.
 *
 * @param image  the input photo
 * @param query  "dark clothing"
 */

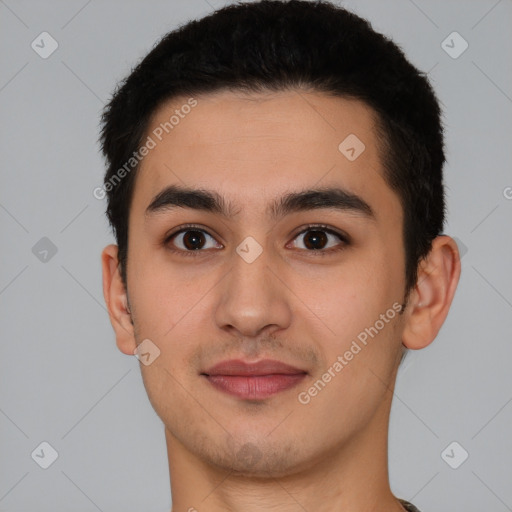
xmin=399 ymin=499 xmax=421 ymax=512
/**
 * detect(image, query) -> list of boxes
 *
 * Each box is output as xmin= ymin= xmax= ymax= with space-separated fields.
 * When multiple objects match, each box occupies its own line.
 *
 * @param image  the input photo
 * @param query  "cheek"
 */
xmin=127 ymin=241 xmax=207 ymax=335
xmin=127 ymin=254 xmax=213 ymax=371
xmin=135 ymin=301 xmax=205 ymax=419
xmin=294 ymin=268 xmax=403 ymax=420
xmin=292 ymin=253 xmax=395 ymax=334
xmin=290 ymin=248 xmax=404 ymax=386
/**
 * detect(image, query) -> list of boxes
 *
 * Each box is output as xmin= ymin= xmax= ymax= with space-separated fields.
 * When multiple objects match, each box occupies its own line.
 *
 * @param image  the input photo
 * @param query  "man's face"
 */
xmin=124 ymin=90 xmax=407 ymax=476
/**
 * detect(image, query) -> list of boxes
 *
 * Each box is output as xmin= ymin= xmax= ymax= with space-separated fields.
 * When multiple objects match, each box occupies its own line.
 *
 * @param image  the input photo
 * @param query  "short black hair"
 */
xmin=100 ymin=0 xmax=445 ymax=296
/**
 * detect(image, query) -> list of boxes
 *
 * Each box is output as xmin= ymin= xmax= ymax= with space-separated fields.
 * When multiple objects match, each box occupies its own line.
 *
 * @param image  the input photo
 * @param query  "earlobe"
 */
xmin=402 ymin=235 xmax=461 ymax=350
xmin=101 ymin=244 xmax=137 ymax=355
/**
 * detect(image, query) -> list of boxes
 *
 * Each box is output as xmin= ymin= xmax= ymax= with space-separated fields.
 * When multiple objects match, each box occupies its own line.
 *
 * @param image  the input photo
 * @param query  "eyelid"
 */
xmin=286 ymin=223 xmax=350 ymax=255
xmin=165 ymin=223 xmax=220 ymax=240
xmin=164 ymin=223 xmax=223 ymax=251
xmin=290 ymin=223 xmax=349 ymax=243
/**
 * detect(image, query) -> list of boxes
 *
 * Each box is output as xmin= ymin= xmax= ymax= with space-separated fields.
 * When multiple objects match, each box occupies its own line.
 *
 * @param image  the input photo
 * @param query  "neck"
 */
xmin=166 ymin=388 xmax=405 ymax=512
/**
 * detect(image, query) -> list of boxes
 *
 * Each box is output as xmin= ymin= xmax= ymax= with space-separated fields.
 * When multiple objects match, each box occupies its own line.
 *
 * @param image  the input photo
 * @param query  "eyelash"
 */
xmin=164 ymin=223 xmax=350 ymax=258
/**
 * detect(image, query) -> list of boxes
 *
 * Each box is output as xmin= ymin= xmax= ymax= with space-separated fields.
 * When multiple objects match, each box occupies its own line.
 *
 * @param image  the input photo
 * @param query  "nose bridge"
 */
xmin=214 ymin=236 xmax=292 ymax=336
xmin=232 ymin=238 xmax=272 ymax=292
xmin=229 ymin=236 xmax=276 ymax=303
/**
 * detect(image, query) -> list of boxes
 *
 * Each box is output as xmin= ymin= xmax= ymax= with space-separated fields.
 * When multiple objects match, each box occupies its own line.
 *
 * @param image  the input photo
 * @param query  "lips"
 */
xmin=202 ymin=359 xmax=307 ymax=400
xmin=204 ymin=359 xmax=306 ymax=376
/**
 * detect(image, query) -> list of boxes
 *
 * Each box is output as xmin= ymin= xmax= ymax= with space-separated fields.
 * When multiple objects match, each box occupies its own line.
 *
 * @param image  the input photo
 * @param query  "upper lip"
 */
xmin=203 ymin=359 xmax=307 ymax=376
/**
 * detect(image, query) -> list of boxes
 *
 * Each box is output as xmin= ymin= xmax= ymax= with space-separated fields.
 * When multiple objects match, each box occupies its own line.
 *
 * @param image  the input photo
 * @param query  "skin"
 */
xmin=101 ymin=89 xmax=461 ymax=512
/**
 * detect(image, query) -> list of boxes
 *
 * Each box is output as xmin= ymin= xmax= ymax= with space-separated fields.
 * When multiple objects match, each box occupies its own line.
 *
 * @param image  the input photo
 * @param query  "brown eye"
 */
xmin=180 ymin=230 xmax=207 ymax=250
xmin=302 ymin=230 xmax=328 ymax=250
xmin=290 ymin=226 xmax=348 ymax=253
xmin=166 ymin=227 xmax=222 ymax=253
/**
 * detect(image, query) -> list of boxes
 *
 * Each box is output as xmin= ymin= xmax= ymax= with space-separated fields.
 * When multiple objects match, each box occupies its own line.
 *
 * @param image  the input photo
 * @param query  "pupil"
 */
xmin=305 ymin=230 xmax=327 ymax=250
xmin=184 ymin=230 xmax=204 ymax=250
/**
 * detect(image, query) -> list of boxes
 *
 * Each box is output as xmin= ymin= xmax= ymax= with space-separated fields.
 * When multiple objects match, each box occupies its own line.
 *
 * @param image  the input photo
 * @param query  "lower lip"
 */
xmin=204 ymin=374 xmax=307 ymax=400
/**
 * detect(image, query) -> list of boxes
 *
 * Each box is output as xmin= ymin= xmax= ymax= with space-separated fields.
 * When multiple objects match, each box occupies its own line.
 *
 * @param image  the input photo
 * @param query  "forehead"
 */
xmin=145 ymin=89 xmax=378 ymax=160
xmin=131 ymin=89 xmax=400 ymax=223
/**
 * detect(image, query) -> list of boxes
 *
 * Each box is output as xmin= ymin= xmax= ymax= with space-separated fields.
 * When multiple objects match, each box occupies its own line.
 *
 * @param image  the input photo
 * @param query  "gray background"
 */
xmin=1 ymin=0 xmax=511 ymax=511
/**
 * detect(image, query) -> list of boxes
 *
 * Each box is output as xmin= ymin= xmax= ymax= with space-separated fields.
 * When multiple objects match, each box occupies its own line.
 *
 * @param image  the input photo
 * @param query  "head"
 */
xmin=100 ymin=0 xmax=460 ymax=479
xmin=101 ymin=0 xmax=445 ymax=297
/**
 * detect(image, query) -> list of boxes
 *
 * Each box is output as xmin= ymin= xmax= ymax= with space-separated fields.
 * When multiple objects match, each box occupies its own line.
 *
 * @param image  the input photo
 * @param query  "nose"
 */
xmin=213 ymin=243 xmax=293 ymax=339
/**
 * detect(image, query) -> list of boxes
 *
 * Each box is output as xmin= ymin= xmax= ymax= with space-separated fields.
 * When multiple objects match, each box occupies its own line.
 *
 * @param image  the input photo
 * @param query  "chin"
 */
xmin=199 ymin=436 xmax=309 ymax=479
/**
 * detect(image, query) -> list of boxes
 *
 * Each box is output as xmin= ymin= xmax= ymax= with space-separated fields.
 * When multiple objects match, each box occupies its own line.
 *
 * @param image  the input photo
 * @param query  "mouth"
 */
xmin=201 ymin=359 xmax=308 ymax=400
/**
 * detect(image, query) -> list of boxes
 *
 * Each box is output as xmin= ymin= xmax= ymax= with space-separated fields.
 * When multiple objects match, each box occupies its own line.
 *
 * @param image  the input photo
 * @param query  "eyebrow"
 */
xmin=145 ymin=184 xmax=375 ymax=221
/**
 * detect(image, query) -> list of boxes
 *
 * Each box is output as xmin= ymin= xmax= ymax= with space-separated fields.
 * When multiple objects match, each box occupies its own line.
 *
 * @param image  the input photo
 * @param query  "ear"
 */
xmin=101 ymin=244 xmax=137 ymax=355
xmin=402 ymin=235 xmax=461 ymax=350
